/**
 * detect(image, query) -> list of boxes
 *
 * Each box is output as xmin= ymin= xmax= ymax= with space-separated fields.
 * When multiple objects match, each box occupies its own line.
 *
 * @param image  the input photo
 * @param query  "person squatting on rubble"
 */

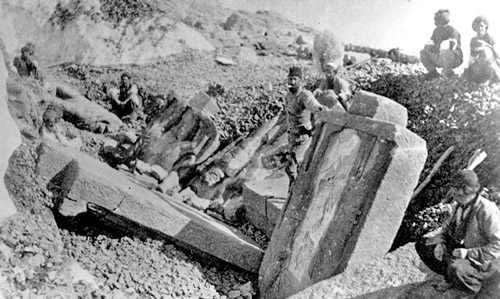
xmin=464 ymin=15 xmax=500 ymax=85
xmin=39 ymin=105 xmax=82 ymax=150
xmin=313 ymin=60 xmax=352 ymax=111
xmin=416 ymin=169 xmax=500 ymax=297
xmin=285 ymin=66 xmax=328 ymax=185
xmin=108 ymin=72 xmax=142 ymax=120
xmin=13 ymin=42 xmax=41 ymax=79
xmin=420 ymin=9 xmax=464 ymax=80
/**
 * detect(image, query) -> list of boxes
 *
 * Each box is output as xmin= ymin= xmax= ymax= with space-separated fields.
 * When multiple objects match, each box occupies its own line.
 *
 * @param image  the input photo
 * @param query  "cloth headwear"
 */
xmin=434 ymin=9 xmax=450 ymax=25
xmin=288 ymin=66 xmax=303 ymax=79
xmin=472 ymin=15 xmax=489 ymax=31
xmin=121 ymin=72 xmax=132 ymax=80
xmin=450 ymin=169 xmax=480 ymax=191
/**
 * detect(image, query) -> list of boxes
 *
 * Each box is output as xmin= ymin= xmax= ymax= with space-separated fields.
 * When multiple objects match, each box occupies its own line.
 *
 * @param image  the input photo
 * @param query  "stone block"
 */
xmin=150 ymin=164 xmax=168 ymax=181
xmin=259 ymin=105 xmax=427 ymax=298
xmin=36 ymin=143 xmax=264 ymax=273
xmin=133 ymin=160 xmax=151 ymax=175
xmin=189 ymin=91 xmax=220 ymax=116
xmin=348 ymin=90 xmax=408 ymax=127
xmin=0 ymin=46 xmax=19 ymax=223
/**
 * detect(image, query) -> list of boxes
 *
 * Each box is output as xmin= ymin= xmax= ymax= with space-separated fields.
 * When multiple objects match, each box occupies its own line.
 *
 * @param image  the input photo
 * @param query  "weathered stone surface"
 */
xmin=0 ymin=41 xmax=19 ymax=223
xmin=157 ymin=171 xmax=181 ymax=195
xmin=188 ymin=91 xmax=220 ymax=117
xmin=150 ymin=165 xmax=168 ymax=181
xmin=236 ymin=47 xmax=258 ymax=64
xmin=348 ymin=90 xmax=408 ymax=127
xmin=243 ymin=175 xmax=288 ymax=237
xmin=215 ymin=57 xmax=237 ymax=66
xmin=138 ymin=96 xmax=219 ymax=174
xmin=288 ymin=243 xmax=430 ymax=299
xmin=259 ymin=104 xmax=427 ymax=298
xmin=36 ymin=143 xmax=264 ymax=273
xmin=0 ymin=0 xmax=214 ymax=66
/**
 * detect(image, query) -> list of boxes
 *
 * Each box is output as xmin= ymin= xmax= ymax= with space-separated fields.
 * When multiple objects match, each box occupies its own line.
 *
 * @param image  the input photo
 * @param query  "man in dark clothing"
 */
xmin=13 ymin=43 xmax=40 ymax=79
xmin=284 ymin=66 xmax=328 ymax=184
xmin=420 ymin=9 xmax=464 ymax=79
xmin=416 ymin=169 xmax=500 ymax=295
xmin=109 ymin=72 xmax=142 ymax=120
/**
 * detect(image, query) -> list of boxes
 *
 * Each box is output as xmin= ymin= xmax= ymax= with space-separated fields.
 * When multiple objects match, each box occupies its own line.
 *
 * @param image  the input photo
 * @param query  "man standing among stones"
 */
xmin=416 ymin=169 xmax=500 ymax=295
xmin=285 ymin=66 xmax=327 ymax=185
xmin=420 ymin=9 xmax=463 ymax=79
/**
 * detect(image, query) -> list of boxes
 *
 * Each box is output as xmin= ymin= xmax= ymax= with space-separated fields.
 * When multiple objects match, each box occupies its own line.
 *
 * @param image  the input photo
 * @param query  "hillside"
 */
xmin=1 ymin=1 xmax=500 ymax=299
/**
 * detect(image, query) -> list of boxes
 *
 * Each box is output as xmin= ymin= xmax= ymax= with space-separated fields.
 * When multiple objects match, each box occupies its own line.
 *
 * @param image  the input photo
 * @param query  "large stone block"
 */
xmin=259 ymin=107 xmax=427 ymax=298
xmin=348 ymin=90 xmax=408 ymax=127
xmin=138 ymin=96 xmax=220 ymax=172
xmin=36 ymin=143 xmax=264 ymax=273
xmin=0 ymin=42 xmax=20 ymax=223
xmin=243 ymin=175 xmax=288 ymax=237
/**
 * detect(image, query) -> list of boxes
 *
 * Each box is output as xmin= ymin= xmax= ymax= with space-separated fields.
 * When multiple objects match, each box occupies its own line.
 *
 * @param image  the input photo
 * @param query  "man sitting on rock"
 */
xmin=285 ymin=66 xmax=328 ymax=185
xmin=39 ymin=105 xmax=82 ymax=150
xmin=108 ymin=72 xmax=142 ymax=120
xmin=13 ymin=42 xmax=41 ymax=79
xmin=416 ymin=169 xmax=500 ymax=295
xmin=313 ymin=60 xmax=352 ymax=111
xmin=420 ymin=9 xmax=463 ymax=79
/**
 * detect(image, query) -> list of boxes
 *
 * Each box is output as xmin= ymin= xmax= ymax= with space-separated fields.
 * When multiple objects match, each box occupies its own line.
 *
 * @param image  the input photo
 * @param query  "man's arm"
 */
xmin=466 ymin=201 xmax=500 ymax=265
xmin=301 ymin=90 xmax=327 ymax=112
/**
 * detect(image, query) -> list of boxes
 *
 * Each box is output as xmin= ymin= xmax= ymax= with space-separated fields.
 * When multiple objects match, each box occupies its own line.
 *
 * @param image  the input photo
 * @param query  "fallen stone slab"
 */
xmin=188 ymin=91 xmax=220 ymax=117
xmin=36 ymin=143 xmax=264 ymax=273
xmin=138 ymin=96 xmax=219 ymax=174
xmin=288 ymin=243 xmax=431 ymax=299
xmin=259 ymin=93 xmax=427 ymax=298
xmin=0 ymin=44 xmax=19 ymax=223
xmin=215 ymin=57 xmax=237 ymax=66
xmin=243 ymin=175 xmax=288 ymax=237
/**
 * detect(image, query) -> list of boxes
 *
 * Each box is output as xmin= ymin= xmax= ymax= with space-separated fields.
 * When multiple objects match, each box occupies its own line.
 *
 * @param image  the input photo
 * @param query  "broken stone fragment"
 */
xmin=215 ymin=57 xmax=237 ymax=66
xmin=122 ymin=131 xmax=138 ymax=144
xmin=150 ymin=165 xmax=168 ymax=181
xmin=132 ymin=160 xmax=151 ymax=175
xmin=223 ymin=196 xmax=245 ymax=223
xmin=156 ymin=171 xmax=180 ymax=195
xmin=180 ymin=188 xmax=211 ymax=211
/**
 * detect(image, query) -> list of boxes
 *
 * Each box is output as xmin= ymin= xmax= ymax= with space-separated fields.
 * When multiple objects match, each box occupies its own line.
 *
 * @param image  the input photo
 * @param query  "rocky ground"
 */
xmin=2 ymin=1 xmax=500 ymax=299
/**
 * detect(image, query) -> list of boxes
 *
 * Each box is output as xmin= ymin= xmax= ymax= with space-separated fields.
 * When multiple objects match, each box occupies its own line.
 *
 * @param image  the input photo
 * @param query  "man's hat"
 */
xmin=450 ymin=169 xmax=480 ymax=190
xmin=288 ymin=66 xmax=303 ymax=78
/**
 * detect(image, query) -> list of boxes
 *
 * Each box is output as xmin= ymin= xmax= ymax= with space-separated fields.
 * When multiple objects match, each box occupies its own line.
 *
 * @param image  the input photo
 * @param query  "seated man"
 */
xmin=39 ymin=105 xmax=82 ymax=150
xmin=416 ymin=169 xmax=500 ymax=294
xmin=420 ymin=9 xmax=464 ymax=79
xmin=464 ymin=15 xmax=500 ymax=85
xmin=13 ymin=42 xmax=41 ymax=79
xmin=108 ymin=72 xmax=142 ymax=120
xmin=313 ymin=60 xmax=352 ymax=111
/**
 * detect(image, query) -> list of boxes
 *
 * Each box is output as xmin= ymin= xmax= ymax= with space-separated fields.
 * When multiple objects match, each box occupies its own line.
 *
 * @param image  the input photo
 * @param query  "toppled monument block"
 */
xmin=259 ymin=92 xmax=427 ymax=299
xmin=243 ymin=175 xmax=288 ymax=237
xmin=138 ymin=95 xmax=219 ymax=175
xmin=347 ymin=90 xmax=408 ymax=127
xmin=36 ymin=143 xmax=264 ymax=273
xmin=0 ymin=43 xmax=19 ymax=223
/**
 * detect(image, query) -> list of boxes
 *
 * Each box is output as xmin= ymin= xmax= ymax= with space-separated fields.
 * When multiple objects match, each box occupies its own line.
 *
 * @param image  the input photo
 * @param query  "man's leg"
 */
xmin=439 ymin=49 xmax=463 ymax=77
xmin=420 ymin=48 xmax=440 ymax=76
xmin=447 ymin=258 xmax=483 ymax=293
xmin=415 ymin=239 xmax=449 ymax=275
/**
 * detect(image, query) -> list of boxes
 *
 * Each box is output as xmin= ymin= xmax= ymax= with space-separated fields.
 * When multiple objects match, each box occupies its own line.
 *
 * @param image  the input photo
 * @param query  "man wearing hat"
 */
xmin=13 ymin=43 xmax=40 ymax=79
xmin=285 ymin=66 xmax=328 ymax=184
xmin=314 ymin=60 xmax=352 ymax=111
xmin=420 ymin=9 xmax=464 ymax=79
xmin=416 ymin=169 xmax=500 ymax=294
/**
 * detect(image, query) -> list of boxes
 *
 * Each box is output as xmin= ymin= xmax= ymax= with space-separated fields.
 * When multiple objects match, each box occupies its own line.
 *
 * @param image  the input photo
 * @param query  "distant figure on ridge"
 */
xmin=420 ymin=9 xmax=463 ymax=79
xmin=416 ymin=169 xmax=500 ymax=295
xmin=13 ymin=42 xmax=41 ymax=79
xmin=464 ymin=15 xmax=500 ymax=85
xmin=285 ymin=66 xmax=328 ymax=185
xmin=108 ymin=72 xmax=142 ymax=120
xmin=313 ymin=60 xmax=352 ymax=112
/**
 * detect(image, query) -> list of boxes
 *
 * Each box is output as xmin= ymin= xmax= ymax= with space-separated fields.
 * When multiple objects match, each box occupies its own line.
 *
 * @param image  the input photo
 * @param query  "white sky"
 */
xmin=220 ymin=0 xmax=500 ymax=57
